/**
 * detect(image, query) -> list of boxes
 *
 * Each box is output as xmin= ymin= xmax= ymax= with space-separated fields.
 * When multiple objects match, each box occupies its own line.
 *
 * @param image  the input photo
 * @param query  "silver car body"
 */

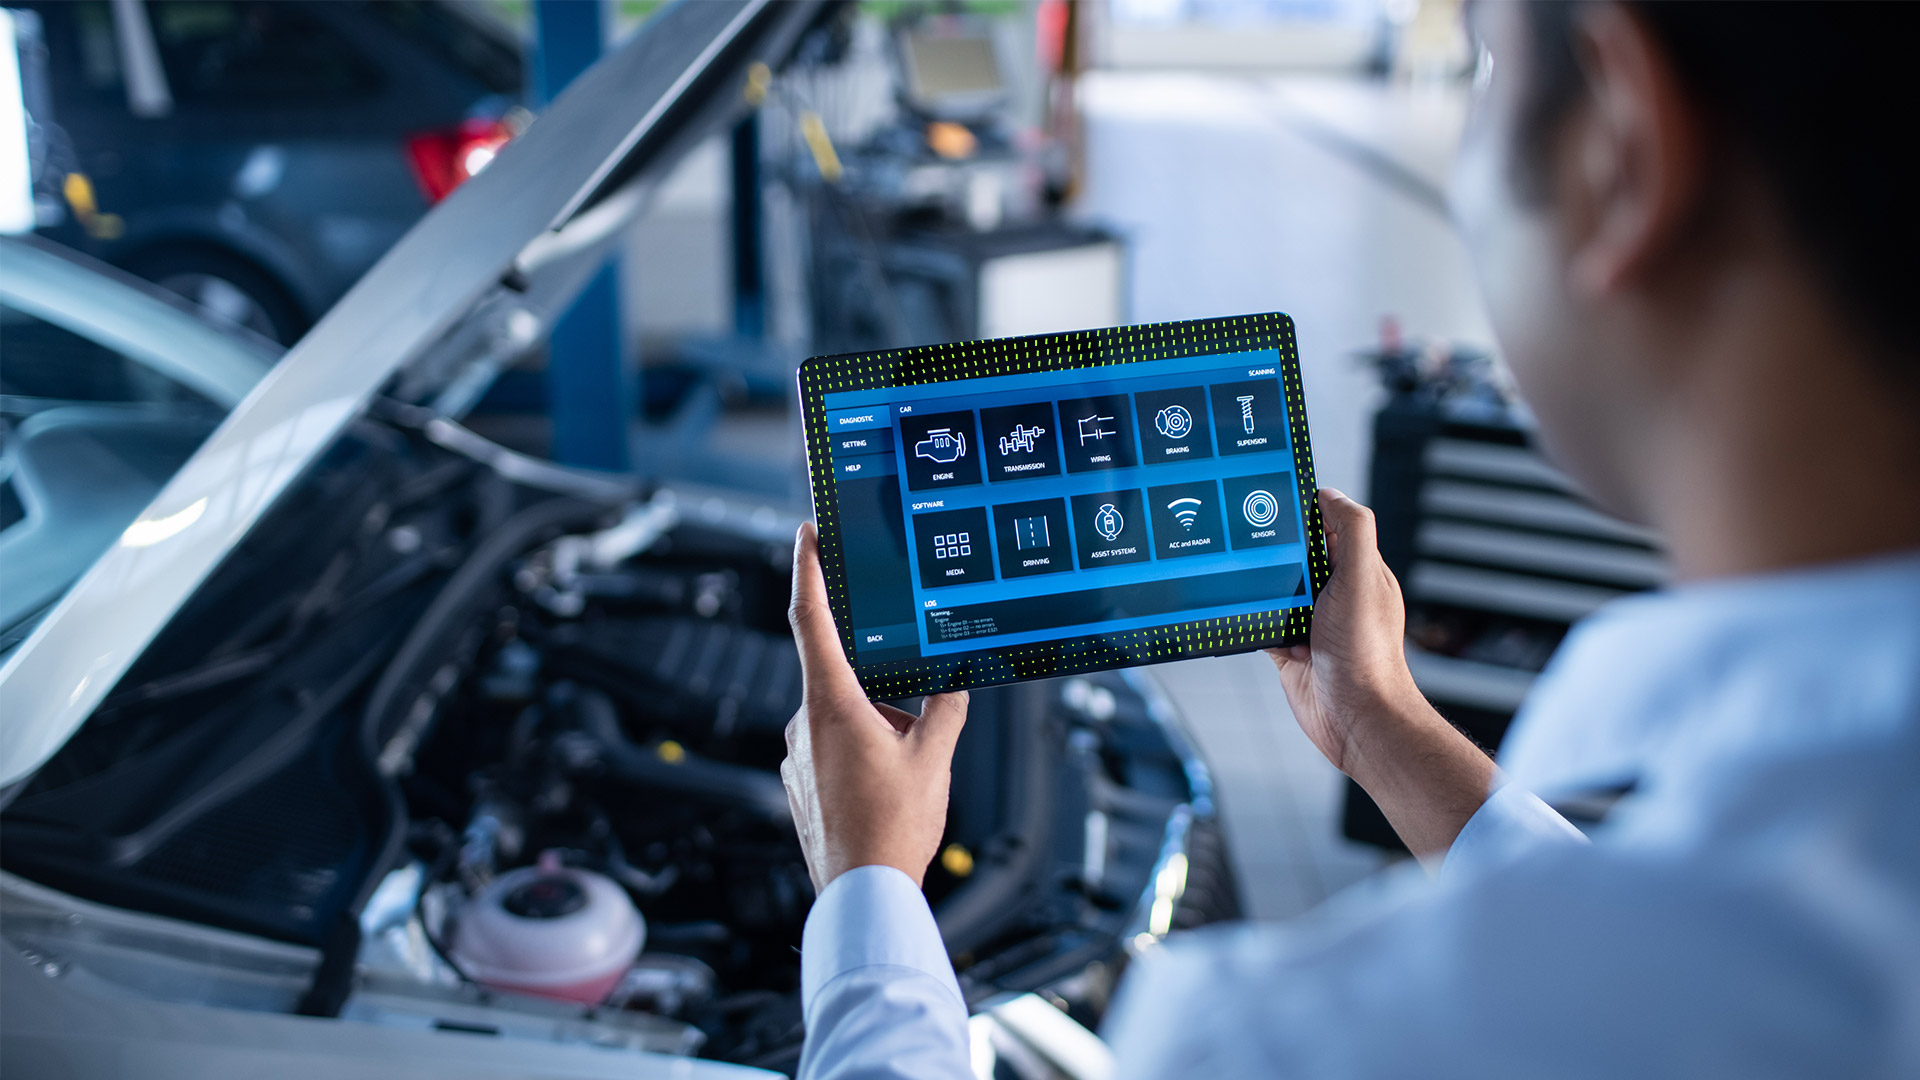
xmin=0 ymin=0 xmax=820 ymax=797
xmin=1 ymin=3 xmax=829 ymax=1076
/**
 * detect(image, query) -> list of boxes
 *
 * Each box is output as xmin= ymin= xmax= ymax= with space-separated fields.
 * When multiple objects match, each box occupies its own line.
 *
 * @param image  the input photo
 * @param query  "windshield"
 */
xmin=368 ymin=0 xmax=525 ymax=96
xmin=0 ymin=244 xmax=273 ymax=652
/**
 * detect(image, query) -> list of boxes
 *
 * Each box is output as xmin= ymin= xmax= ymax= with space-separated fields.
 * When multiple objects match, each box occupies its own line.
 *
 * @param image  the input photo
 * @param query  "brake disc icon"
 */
xmin=1154 ymin=405 xmax=1193 ymax=439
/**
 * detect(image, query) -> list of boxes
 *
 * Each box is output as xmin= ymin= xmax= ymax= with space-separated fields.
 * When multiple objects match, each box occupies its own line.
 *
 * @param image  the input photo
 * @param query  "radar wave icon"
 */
xmin=1167 ymin=497 xmax=1203 ymax=531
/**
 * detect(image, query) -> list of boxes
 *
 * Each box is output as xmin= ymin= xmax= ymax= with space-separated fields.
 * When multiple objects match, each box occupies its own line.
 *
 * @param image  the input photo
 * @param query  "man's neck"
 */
xmin=1636 ymin=263 xmax=1920 ymax=582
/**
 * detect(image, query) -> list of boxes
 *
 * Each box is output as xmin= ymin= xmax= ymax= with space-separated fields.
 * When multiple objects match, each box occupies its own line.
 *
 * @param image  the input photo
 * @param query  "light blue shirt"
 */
xmin=798 ymin=551 xmax=1920 ymax=1078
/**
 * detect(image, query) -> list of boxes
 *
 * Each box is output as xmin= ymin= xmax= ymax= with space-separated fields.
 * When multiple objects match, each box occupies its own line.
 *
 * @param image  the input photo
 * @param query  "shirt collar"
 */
xmin=1497 ymin=548 xmax=1920 ymax=799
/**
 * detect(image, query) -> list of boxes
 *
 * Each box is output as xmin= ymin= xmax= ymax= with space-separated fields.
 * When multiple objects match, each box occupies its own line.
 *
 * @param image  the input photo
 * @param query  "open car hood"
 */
xmin=0 ymin=0 xmax=835 ymax=794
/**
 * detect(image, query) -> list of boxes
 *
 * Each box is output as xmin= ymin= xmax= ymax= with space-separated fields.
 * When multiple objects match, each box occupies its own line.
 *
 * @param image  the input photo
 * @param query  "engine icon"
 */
xmin=913 ymin=428 xmax=967 ymax=464
xmin=1242 ymin=489 xmax=1279 ymax=528
xmin=1167 ymin=497 xmax=1203 ymax=531
xmin=1154 ymin=405 xmax=1193 ymax=439
xmin=998 ymin=424 xmax=1046 ymax=456
xmin=1092 ymin=503 xmax=1125 ymax=542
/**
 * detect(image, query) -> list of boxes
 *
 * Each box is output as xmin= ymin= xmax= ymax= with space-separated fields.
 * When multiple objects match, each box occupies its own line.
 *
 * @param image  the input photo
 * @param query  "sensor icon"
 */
xmin=1242 ymin=489 xmax=1279 ymax=528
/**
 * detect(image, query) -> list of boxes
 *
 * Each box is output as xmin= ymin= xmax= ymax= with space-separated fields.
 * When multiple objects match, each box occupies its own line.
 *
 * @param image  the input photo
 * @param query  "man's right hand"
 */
xmin=781 ymin=523 xmax=968 ymax=892
xmin=1268 ymin=489 xmax=1497 ymax=864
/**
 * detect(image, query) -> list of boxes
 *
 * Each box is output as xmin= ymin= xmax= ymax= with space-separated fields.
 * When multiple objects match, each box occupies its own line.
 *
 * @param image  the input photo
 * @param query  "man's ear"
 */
xmin=1562 ymin=1 xmax=1706 ymax=298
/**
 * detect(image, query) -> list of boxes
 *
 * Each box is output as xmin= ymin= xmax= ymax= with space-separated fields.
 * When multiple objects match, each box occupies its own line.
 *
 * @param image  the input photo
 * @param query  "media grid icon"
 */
xmin=934 ymin=532 xmax=971 ymax=559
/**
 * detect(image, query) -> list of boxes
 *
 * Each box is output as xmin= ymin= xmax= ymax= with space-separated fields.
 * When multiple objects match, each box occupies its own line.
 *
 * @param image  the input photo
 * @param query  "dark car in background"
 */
xmin=19 ymin=0 xmax=523 ymax=343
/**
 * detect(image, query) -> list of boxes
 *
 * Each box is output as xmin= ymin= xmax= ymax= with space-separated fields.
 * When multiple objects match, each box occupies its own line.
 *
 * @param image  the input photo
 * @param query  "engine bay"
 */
xmin=0 ymin=418 xmax=1236 ymax=1072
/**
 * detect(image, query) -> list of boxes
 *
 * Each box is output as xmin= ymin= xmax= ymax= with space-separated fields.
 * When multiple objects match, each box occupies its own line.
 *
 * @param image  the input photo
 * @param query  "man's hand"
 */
xmin=781 ymin=523 xmax=968 ymax=891
xmin=1268 ymin=490 xmax=1496 ymax=864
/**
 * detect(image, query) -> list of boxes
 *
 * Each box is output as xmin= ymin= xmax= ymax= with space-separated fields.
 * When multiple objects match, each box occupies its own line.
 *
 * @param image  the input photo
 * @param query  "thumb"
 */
xmin=909 ymin=690 xmax=969 ymax=757
xmin=1316 ymin=488 xmax=1379 ymax=571
xmin=789 ymin=523 xmax=861 ymax=699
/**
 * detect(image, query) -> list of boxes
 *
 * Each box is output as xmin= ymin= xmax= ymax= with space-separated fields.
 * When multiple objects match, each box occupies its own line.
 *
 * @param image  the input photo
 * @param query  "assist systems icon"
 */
xmin=914 ymin=428 xmax=967 ymax=464
xmin=1092 ymin=503 xmax=1125 ymax=542
xmin=1154 ymin=405 xmax=1193 ymax=439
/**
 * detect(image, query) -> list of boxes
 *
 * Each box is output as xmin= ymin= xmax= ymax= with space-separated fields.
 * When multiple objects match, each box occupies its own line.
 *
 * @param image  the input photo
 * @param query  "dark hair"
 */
xmin=1520 ymin=1 xmax=1920 ymax=389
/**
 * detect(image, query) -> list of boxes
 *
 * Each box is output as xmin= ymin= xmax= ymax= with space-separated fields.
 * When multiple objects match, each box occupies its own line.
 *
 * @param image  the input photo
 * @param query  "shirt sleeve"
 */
xmin=1103 ymin=837 xmax=1891 ymax=1079
xmin=1441 ymin=780 xmax=1588 ymax=881
xmin=797 ymin=865 xmax=973 ymax=1080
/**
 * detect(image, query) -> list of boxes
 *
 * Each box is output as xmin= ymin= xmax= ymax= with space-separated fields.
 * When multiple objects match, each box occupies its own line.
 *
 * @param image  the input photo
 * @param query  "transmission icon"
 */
xmin=1091 ymin=503 xmax=1125 ymax=542
xmin=1242 ymin=489 xmax=1280 ymax=528
xmin=998 ymin=423 xmax=1046 ymax=456
xmin=1167 ymin=497 xmax=1203 ymax=531
xmin=1154 ymin=405 xmax=1193 ymax=440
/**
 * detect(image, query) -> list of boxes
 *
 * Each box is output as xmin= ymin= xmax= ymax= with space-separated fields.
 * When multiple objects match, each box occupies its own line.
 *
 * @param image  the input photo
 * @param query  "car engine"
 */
xmin=1 ymin=417 xmax=1236 ymax=1072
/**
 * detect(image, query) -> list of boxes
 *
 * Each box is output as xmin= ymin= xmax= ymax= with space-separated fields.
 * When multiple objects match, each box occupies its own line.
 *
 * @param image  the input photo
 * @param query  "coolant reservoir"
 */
xmin=450 ymin=852 xmax=644 ymax=1003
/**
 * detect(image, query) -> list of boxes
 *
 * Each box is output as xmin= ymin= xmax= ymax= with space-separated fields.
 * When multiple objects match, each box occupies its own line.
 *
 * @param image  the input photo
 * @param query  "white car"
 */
xmin=0 ymin=4 xmax=1235 ymax=1077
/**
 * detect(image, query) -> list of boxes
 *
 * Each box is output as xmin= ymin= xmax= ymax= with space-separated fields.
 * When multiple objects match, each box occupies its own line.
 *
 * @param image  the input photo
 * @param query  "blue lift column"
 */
xmin=730 ymin=113 xmax=765 ymax=339
xmin=534 ymin=0 xmax=629 ymax=471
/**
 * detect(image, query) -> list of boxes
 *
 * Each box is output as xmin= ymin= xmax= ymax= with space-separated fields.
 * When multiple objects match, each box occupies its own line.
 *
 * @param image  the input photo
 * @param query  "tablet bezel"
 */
xmin=798 ymin=312 xmax=1330 ymax=698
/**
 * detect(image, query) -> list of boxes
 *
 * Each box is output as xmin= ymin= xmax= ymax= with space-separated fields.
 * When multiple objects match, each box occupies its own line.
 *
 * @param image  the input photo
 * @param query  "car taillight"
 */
xmin=406 ymin=117 xmax=514 ymax=203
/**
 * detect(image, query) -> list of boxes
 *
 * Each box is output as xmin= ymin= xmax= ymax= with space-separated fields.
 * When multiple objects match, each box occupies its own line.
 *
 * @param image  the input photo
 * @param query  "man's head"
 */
xmin=1452 ymin=1 xmax=1920 ymax=536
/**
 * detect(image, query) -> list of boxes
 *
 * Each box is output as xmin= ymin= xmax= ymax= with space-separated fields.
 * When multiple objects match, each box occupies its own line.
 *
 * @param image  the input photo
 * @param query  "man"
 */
xmin=781 ymin=2 xmax=1920 ymax=1076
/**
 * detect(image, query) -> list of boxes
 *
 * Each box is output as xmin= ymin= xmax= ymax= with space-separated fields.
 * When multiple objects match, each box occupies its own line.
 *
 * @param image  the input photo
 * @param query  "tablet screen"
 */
xmin=800 ymin=313 xmax=1328 ymax=697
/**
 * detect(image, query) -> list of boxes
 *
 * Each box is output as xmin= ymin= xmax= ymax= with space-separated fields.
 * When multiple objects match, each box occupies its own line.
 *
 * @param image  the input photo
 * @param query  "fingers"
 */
xmin=780 ymin=756 xmax=823 ymax=891
xmin=909 ymin=690 xmax=969 ymax=756
xmin=1316 ymin=488 xmax=1378 ymax=570
xmin=874 ymin=702 xmax=918 ymax=735
xmin=789 ymin=523 xmax=862 ymax=698
xmin=1265 ymin=644 xmax=1311 ymax=666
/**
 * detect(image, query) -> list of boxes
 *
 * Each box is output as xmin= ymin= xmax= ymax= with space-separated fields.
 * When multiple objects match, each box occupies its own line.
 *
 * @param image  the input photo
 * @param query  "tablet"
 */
xmin=798 ymin=312 xmax=1329 ymax=698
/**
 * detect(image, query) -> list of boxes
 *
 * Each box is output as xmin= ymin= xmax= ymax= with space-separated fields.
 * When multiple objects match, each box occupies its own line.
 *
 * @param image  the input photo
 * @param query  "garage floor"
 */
xmin=1080 ymin=72 xmax=1495 ymax=918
